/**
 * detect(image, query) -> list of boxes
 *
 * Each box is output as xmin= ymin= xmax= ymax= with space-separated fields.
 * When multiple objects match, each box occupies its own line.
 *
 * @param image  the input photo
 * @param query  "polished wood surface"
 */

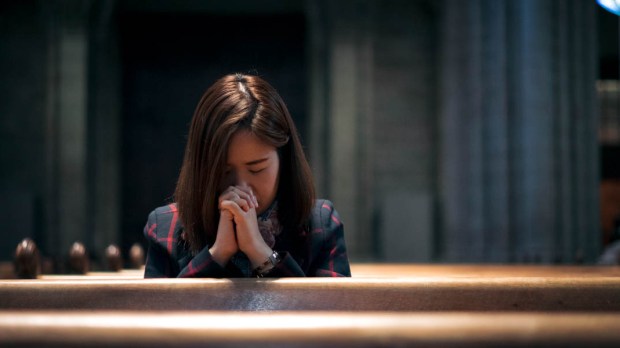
xmin=38 ymin=269 xmax=144 ymax=280
xmin=350 ymin=264 xmax=620 ymax=277
xmin=2 ymin=265 xmax=619 ymax=346
xmin=1 ymin=276 xmax=619 ymax=311
xmin=2 ymin=311 xmax=619 ymax=347
xmin=11 ymin=263 xmax=620 ymax=279
xmin=3 ymin=263 xmax=619 ymax=279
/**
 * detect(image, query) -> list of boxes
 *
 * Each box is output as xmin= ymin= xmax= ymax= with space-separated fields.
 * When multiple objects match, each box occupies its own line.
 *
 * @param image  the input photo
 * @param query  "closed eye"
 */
xmin=249 ymin=168 xmax=266 ymax=175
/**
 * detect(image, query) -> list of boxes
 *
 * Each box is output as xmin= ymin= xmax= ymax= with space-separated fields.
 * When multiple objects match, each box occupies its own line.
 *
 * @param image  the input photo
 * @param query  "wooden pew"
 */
xmin=2 ymin=265 xmax=619 ymax=346
xmin=2 ymin=311 xmax=620 ymax=347
xmin=350 ymin=263 xmax=620 ymax=278
xmin=10 ymin=263 xmax=620 ymax=280
xmin=1 ymin=277 xmax=619 ymax=311
xmin=6 ymin=239 xmax=146 ymax=279
xmin=37 ymin=269 xmax=144 ymax=280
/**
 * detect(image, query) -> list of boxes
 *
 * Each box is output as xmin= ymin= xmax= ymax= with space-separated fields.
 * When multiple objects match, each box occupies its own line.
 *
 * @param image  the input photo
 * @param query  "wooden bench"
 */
xmin=1 ymin=276 xmax=619 ymax=311
xmin=2 ymin=311 xmax=620 ymax=347
xmin=350 ymin=263 xmax=620 ymax=278
xmin=5 ymin=263 xmax=619 ymax=279
xmin=37 ymin=269 xmax=144 ymax=280
xmin=2 ymin=265 xmax=619 ymax=346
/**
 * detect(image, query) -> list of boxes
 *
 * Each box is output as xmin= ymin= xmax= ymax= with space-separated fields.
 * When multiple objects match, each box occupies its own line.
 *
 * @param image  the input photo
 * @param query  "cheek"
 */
xmin=257 ymin=167 xmax=279 ymax=200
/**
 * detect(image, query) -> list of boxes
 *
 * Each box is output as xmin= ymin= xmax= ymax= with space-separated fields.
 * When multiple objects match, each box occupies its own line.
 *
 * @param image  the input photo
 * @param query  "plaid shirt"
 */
xmin=143 ymin=199 xmax=351 ymax=278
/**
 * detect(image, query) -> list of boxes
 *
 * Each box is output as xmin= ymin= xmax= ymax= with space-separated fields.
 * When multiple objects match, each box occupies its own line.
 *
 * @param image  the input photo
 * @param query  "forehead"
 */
xmin=227 ymin=130 xmax=276 ymax=163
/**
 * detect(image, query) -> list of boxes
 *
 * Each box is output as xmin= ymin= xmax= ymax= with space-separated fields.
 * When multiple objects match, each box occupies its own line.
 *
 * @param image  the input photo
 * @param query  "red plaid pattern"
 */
xmin=143 ymin=200 xmax=351 ymax=278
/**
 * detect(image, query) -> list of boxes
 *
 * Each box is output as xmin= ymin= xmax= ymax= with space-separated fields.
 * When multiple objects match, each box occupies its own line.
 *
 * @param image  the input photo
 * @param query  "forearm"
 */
xmin=178 ymin=246 xmax=231 ymax=278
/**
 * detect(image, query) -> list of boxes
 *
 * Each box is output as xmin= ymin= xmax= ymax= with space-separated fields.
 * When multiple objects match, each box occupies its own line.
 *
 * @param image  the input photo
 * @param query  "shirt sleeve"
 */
xmin=143 ymin=210 xmax=176 ymax=278
xmin=176 ymin=246 xmax=230 ymax=278
xmin=259 ymin=200 xmax=351 ymax=278
xmin=262 ymin=251 xmax=306 ymax=277
xmin=143 ymin=208 xmax=230 ymax=278
xmin=265 ymin=200 xmax=352 ymax=278
xmin=312 ymin=200 xmax=351 ymax=277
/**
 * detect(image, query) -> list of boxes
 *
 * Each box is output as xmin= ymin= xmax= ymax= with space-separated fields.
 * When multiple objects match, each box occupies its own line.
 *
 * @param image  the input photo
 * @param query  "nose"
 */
xmin=234 ymin=172 xmax=251 ymax=190
xmin=236 ymin=180 xmax=250 ymax=189
xmin=225 ymin=169 xmax=252 ymax=193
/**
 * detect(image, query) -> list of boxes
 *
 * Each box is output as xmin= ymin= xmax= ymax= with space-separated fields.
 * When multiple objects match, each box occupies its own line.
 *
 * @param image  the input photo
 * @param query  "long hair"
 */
xmin=174 ymin=74 xmax=315 ymax=254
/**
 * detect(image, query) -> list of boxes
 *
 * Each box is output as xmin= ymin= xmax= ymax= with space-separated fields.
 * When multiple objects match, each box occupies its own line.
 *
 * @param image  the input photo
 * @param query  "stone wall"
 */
xmin=0 ymin=0 xmax=604 ymax=264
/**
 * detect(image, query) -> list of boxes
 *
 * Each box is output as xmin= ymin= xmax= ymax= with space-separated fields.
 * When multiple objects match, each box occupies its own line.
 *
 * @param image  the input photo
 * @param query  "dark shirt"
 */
xmin=143 ymin=199 xmax=351 ymax=277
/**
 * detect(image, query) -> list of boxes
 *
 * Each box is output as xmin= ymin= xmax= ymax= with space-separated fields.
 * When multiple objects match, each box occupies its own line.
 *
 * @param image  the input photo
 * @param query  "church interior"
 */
xmin=1 ymin=0 xmax=620 ymax=346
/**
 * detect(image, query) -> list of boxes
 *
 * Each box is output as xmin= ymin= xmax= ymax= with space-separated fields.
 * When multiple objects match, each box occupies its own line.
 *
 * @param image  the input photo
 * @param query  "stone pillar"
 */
xmin=307 ymin=0 xmax=375 ymax=260
xmin=439 ymin=0 xmax=487 ymax=262
xmin=0 ymin=0 xmax=49 ymax=260
xmin=43 ymin=0 xmax=92 ymax=262
xmin=508 ymin=0 xmax=557 ymax=262
xmin=87 ymin=0 xmax=121 ymax=261
xmin=308 ymin=0 xmax=439 ymax=261
xmin=439 ymin=0 xmax=599 ymax=263
xmin=372 ymin=0 xmax=438 ymax=262
xmin=481 ymin=0 xmax=510 ymax=262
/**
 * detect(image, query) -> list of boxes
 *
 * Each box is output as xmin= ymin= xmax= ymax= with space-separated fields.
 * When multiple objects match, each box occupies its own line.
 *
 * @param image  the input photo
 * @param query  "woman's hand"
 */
xmin=209 ymin=186 xmax=255 ymax=266
xmin=219 ymin=186 xmax=272 ymax=268
xmin=208 ymin=208 xmax=238 ymax=267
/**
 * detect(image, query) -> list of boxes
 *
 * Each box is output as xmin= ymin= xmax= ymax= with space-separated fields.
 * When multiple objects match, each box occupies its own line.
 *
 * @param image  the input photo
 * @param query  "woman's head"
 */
xmin=175 ymin=74 xmax=315 ymax=252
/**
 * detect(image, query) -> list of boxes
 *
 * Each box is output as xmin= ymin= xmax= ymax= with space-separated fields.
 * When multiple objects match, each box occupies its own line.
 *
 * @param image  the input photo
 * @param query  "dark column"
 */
xmin=87 ymin=0 xmax=121 ymax=262
xmin=439 ymin=0 xmax=599 ymax=263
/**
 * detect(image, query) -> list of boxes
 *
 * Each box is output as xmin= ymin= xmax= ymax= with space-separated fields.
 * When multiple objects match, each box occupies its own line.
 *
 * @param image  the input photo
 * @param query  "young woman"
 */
xmin=143 ymin=73 xmax=351 ymax=278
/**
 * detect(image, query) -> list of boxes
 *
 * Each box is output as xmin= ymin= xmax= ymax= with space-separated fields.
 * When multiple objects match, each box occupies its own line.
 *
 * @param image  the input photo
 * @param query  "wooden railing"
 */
xmin=1 ymin=276 xmax=620 ymax=312
xmin=3 ymin=311 xmax=620 ymax=347
xmin=2 ymin=264 xmax=619 ymax=346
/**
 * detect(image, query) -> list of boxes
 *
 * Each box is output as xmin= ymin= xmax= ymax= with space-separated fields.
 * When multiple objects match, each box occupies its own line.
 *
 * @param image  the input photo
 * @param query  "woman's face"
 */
xmin=223 ymin=130 xmax=280 ymax=215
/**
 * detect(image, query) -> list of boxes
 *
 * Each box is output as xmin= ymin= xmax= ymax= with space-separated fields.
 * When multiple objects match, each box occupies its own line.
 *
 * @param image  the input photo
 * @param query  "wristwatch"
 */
xmin=254 ymin=250 xmax=281 ymax=277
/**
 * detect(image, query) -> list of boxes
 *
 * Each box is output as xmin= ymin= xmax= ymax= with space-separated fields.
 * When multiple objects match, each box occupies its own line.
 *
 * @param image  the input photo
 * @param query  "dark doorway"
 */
xmin=119 ymin=11 xmax=307 ymax=255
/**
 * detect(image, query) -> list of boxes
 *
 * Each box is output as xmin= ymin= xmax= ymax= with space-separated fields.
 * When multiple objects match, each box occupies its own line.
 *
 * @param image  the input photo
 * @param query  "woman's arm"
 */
xmin=144 ymin=242 xmax=175 ymax=278
xmin=143 ymin=210 xmax=177 ymax=278
xmin=261 ymin=200 xmax=351 ymax=278
xmin=143 ymin=207 xmax=232 ymax=278
xmin=311 ymin=200 xmax=351 ymax=277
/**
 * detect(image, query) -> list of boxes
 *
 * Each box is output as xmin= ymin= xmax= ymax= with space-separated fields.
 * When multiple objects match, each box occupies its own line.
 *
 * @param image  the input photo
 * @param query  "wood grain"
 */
xmin=1 ymin=311 xmax=619 ymax=347
xmin=1 ymin=276 xmax=619 ymax=311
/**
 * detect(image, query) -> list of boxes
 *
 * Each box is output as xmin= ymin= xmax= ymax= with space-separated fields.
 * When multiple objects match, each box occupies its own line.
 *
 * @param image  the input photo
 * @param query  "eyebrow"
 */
xmin=245 ymin=157 xmax=269 ymax=166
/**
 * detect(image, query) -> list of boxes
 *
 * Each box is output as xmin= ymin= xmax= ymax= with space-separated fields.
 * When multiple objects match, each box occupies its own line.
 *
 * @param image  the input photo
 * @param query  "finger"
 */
xmin=249 ymin=191 xmax=258 ymax=208
xmin=218 ymin=192 xmax=236 ymax=209
xmin=219 ymin=189 xmax=252 ymax=210
xmin=226 ymin=186 xmax=256 ymax=209
xmin=229 ymin=187 xmax=255 ymax=209
xmin=219 ymin=186 xmax=239 ymax=200
xmin=221 ymin=200 xmax=246 ymax=217
xmin=235 ymin=196 xmax=251 ymax=212
xmin=235 ymin=186 xmax=259 ymax=209
xmin=220 ymin=194 xmax=251 ymax=212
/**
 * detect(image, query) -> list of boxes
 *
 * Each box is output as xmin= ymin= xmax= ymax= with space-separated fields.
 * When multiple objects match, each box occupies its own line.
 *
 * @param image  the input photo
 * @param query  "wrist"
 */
xmin=209 ymin=244 xmax=234 ymax=267
xmin=253 ymin=250 xmax=282 ymax=277
xmin=246 ymin=242 xmax=272 ymax=269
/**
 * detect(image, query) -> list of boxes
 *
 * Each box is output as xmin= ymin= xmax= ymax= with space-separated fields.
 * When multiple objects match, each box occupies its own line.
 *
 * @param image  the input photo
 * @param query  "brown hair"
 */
xmin=174 ymin=73 xmax=315 ymax=254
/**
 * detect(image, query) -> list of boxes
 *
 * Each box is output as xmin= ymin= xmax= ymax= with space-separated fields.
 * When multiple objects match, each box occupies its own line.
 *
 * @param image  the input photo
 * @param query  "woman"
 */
xmin=143 ymin=73 xmax=351 ymax=278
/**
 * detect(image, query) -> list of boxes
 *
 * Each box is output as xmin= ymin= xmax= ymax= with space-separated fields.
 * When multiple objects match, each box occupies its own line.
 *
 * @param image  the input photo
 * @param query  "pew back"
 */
xmin=1 ymin=277 xmax=619 ymax=311
xmin=2 ymin=311 xmax=620 ymax=347
xmin=350 ymin=264 xmax=620 ymax=278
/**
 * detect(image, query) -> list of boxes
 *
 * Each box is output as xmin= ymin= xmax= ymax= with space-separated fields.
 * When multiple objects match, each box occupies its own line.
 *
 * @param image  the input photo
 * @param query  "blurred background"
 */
xmin=0 ymin=0 xmax=619 ymax=269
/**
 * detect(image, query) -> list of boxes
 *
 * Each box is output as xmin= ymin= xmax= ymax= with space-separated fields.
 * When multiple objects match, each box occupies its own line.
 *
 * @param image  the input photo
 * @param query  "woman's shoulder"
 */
xmin=151 ymin=203 xmax=178 ymax=216
xmin=144 ymin=203 xmax=182 ymax=240
xmin=310 ymin=199 xmax=342 ymax=227
xmin=312 ymin=199 xmax=334 ymax=212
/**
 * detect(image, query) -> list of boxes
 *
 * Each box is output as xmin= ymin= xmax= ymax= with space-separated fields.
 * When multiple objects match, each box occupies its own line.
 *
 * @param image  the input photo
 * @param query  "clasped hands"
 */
xmin=208 ymin=186 xmax=272 ymax=268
